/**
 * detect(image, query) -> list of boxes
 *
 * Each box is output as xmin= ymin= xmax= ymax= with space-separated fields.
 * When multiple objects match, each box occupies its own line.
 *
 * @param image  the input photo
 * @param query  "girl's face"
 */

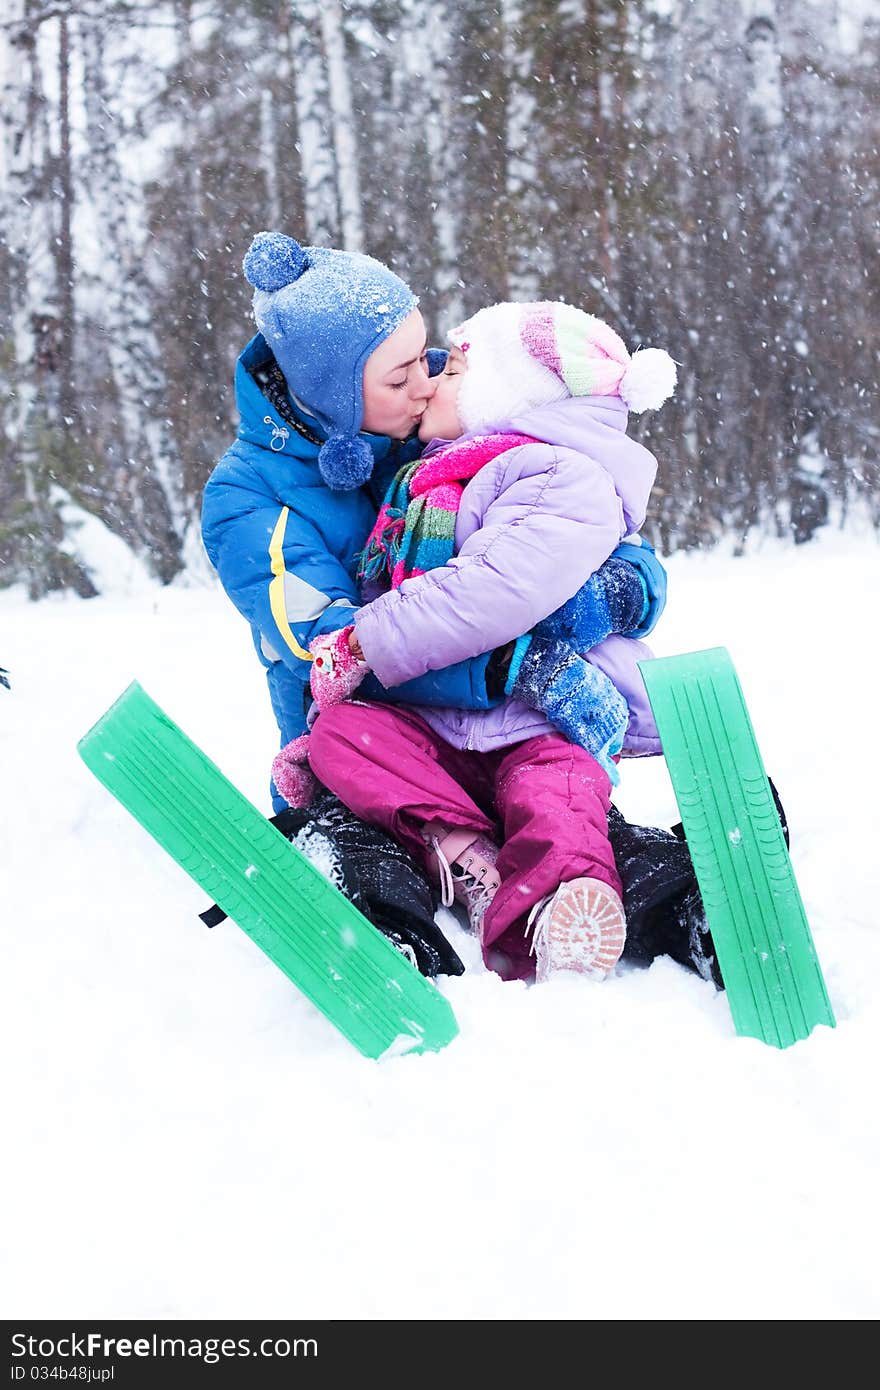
xmin=417 ymin=346 xmax=466 ymax=442
xmin=361 ymin=309 xmax=435 ymax=440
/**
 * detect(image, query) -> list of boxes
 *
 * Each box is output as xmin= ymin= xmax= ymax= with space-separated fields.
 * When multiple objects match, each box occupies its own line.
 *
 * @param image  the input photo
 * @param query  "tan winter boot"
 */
xmin=528 ymin=877 xmax=627 ymax=983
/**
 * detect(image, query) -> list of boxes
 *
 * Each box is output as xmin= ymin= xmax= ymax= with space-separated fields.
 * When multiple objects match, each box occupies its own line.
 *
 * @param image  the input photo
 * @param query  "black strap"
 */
xmin=198 ymin=812 xmax=300 ymax=927
xmin=198 ymin=903 xmax=227 ymax=929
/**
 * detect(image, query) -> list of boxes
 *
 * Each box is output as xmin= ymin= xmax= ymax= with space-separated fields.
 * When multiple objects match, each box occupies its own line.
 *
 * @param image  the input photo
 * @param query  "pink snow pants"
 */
xmin=308 ymin=701 xmax=622 ymax=982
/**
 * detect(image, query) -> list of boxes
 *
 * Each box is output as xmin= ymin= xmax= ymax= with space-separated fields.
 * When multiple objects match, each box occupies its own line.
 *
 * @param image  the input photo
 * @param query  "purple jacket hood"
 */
xmin=494 ymin=395 xmax=657 ymax=536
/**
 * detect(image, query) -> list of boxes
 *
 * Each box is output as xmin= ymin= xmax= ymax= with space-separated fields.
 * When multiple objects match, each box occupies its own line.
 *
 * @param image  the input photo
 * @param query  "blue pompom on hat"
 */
xmin=243 ymin=231 xmax=419 ymax=490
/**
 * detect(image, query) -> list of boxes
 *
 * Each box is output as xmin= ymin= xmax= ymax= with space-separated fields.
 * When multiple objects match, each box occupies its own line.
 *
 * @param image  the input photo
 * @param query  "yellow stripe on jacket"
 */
xmin=268 ymin=508 xmax=314 ymax=663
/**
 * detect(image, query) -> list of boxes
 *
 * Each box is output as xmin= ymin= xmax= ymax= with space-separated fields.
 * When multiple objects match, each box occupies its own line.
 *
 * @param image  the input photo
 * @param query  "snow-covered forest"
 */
xmin=1 ymin=0 xmax=878 ymax=598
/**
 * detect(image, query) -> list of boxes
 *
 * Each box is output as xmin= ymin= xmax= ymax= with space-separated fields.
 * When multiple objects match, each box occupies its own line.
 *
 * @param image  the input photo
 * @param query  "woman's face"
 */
xmin=361 ymin=309 xmax=435 ymax=440
xmin=417 ymin=346 xmax=466 ymax=442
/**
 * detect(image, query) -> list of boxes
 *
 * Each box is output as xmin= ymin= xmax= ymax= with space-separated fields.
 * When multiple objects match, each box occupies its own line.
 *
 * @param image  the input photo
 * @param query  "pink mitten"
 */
xmin=271 ymin=734 xmax=317 ymax=809
xmin=309 ymin=625 xmax=369 ymax=710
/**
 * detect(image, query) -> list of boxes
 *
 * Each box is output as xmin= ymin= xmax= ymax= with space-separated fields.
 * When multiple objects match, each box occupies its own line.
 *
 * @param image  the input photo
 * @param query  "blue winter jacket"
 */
xmin=201 ymin=335 xmax=497 ymax=797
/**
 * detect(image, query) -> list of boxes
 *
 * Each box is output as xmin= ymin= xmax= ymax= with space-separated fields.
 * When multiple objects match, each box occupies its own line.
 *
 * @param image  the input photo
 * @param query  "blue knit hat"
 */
xmin=242 ymin=231 xmax=419 ymax=490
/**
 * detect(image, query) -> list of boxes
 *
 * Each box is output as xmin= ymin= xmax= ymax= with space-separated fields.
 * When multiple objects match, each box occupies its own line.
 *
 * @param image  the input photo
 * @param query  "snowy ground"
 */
xmin=2 ymin=522 xmax=879 ymax=1320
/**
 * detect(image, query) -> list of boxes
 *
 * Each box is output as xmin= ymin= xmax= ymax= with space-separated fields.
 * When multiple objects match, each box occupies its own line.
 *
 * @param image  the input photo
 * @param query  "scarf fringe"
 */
xmin=357 ymin=433 xmax=538 ymax=591
xmin=357 ymin=505 xmax=406 ymax=581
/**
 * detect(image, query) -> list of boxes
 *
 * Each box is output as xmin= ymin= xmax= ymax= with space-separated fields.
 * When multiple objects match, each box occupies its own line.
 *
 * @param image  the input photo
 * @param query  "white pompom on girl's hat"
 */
xmin=448 ymin=301 xmax=677 ymax=434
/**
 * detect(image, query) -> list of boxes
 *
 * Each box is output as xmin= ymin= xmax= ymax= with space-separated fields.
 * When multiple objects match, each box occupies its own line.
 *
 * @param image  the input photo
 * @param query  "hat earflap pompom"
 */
xmin=243 ymin=232 xmax=310 ymax=293
xmin=318 ymin=434 xmax=375 ymax=491
xmin=620 ymin=348 xmax=677 ymax=413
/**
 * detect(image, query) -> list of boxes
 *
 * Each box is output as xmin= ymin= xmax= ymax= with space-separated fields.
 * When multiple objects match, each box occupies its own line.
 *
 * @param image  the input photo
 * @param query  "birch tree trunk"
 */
xmin=420 ymin=2 xmax=463 ymax=324
xmin=0 ymin=3 xmax=96 ymax=594
xmin=318 ymin=0 xmax=363 ymax=251
xmin=79 ymin=11 xmax=182 ymax=582
xmin=259 ymin=87 xmax=284 ymax=230
xmin=0 ymin=0 xmax=34 ymax=584
xmin=291 ymin=0 xmax=339 ymax=243
xmin=744 ymin=0 xmax=787 ymax=251
xmin=741 ymin=0 xmax=790 ymax=535
xmin=259 ymin=3 xmax=302 ymax=233
xmin=56 ymin=6 xmax=76 ymax=436
xmin=502 ymin=0 xmax=541 ymax=301
xmin=3 ymin=1 xmax=55 ymax=398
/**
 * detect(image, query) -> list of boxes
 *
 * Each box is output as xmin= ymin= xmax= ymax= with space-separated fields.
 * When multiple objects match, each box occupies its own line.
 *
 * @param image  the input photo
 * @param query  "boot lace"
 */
xmin=429 ymin=835 xmax=457 ymax=909
xmin=525 ymin=892 xmax=554 ymax=956
xmin=429 ymin=836 xmax=498 ymax=925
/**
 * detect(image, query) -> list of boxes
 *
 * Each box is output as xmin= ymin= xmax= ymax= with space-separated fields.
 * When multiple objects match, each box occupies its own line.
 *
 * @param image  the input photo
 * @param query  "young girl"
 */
xmin=295 ymin=301 xmax=675 ymax=984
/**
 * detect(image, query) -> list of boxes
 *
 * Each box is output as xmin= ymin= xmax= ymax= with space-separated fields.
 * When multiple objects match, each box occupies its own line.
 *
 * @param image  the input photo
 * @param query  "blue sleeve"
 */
xmin=202 ymin=461 xmax=361 ymax=674
xmin=359 ymin=650 xmax=499 ymax=710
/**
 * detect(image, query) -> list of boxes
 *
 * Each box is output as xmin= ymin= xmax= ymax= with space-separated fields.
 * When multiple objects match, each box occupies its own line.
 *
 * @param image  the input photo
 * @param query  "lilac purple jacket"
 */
xmin=353 ymin=395 xmax=663 ymax=756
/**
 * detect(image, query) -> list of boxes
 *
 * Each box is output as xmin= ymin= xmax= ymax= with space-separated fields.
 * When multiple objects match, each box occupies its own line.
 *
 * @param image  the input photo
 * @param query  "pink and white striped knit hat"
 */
xmin=448 ymin=301 xmax=677 ymax=434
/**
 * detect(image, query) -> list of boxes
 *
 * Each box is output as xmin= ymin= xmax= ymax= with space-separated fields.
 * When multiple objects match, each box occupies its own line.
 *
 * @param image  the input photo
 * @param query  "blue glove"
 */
xmin=535 ymin=556 xmax=648 ymax=651
xmin=608 ymin=536 xmax=667 ymax=639
xmin=506 ymin=636 xmax=628 ymax=784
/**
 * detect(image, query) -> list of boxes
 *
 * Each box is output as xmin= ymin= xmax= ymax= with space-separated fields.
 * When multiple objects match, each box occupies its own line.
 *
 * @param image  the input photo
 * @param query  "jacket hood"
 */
xmin=424 ymin=395 xmax=658 ymax=537
xmin=502 ymin=395 xmax=657 ymax=537
xmin=233 ymin=333 xmax=399 ymax=472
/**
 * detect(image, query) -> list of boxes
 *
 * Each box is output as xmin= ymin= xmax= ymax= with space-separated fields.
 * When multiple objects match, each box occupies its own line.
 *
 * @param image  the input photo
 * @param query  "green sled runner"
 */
xmin=640 ymin=647 xmax=835 ymax=1049
xmin=78 ymin=682 xmax=459 ymax=1060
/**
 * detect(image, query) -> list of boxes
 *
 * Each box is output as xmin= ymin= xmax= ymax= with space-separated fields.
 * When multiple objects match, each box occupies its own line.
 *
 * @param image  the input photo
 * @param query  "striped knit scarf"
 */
xmin=358 ymin=432 xmax=538 ymax=590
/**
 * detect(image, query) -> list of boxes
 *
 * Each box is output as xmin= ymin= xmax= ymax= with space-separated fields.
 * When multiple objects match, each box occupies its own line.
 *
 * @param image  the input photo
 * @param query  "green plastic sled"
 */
xmin=78 ymin=682 xmax=459 ymax=1060
xmin=639 ymin=647 xmax=835 ymax=1048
